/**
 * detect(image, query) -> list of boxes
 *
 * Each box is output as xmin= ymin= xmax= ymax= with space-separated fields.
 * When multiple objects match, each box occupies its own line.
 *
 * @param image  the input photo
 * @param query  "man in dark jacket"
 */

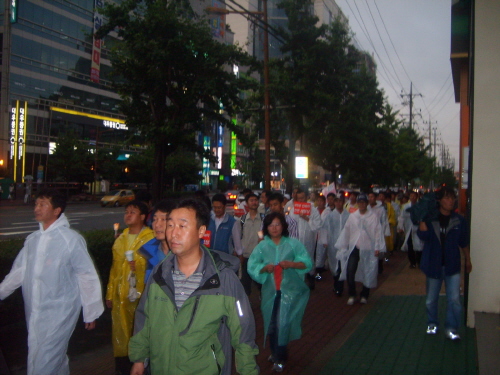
xmin=129 ymin=198 xmax=259 ymax=375
xmin=418 ymin=187 xmax=472 ymax=340
xmin=207 ymin=193 xmax=242 ymax=254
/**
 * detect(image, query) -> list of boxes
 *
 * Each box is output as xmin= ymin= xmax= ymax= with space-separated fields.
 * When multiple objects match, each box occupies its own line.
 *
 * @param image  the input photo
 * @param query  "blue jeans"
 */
xmin=426 ymin=268 xmax=461 ymax=332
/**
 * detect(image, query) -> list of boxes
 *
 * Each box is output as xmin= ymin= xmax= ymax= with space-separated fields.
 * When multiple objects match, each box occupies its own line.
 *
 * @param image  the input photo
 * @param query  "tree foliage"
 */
xmin=47 ymin=133 xmax=93 ymax=184
xmin=96 ymin=0 xmax=257 ymax=201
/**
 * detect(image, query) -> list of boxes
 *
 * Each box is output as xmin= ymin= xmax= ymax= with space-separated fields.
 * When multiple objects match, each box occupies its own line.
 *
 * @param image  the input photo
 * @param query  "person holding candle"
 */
xmin=106 ymin=200 xmax=154 ymax=375
xmin=248 ymin=212 xmax=312 ymax=372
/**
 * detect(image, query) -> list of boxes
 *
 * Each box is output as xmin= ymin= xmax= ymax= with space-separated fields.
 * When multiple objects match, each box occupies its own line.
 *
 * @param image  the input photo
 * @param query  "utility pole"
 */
xmin=400 ymin=82 xmax=422 ymax=130
xmin=424 ymin=115 xmax=437 ymax=158
xmin=433 ymin=128 xmax=437 ymax=163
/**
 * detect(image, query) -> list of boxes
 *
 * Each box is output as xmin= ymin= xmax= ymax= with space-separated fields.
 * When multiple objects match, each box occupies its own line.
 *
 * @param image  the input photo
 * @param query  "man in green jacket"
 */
xmin=130 ymin=198 xmax=259 ymax=375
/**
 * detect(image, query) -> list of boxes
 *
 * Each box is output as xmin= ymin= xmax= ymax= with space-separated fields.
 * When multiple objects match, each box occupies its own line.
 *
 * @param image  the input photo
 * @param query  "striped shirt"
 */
xmin=285 ymin=214 xmax=299 ymax=239
xmin=172 ymin=252 xmax=204 ymax=310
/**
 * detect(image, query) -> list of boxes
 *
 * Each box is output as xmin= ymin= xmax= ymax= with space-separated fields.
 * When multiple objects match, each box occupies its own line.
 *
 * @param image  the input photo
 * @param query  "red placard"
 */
xmin=233 ymin=209 xmax=245 ymax=217
xmin=203 ymin=230 xmax=211 ymax=247
xmin=294 ymin=202 xmax=311 ymax=216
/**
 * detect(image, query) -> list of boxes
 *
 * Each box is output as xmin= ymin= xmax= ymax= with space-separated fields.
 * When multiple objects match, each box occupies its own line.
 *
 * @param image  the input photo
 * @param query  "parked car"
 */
xmin=100 ymin=189 xmax=135 ymax=207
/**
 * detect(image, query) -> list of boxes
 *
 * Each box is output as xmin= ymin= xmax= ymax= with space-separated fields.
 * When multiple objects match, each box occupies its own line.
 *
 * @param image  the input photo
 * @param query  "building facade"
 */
xmin=0 ymin=0 xmax=135 ymax=187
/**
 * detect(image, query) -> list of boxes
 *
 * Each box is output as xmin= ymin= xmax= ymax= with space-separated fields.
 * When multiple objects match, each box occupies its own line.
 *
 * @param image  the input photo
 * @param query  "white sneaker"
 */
xmin=360 ymin=297 xmax=368 ymax=304
xmin=347 ymin=297 xmax=355 ymax=305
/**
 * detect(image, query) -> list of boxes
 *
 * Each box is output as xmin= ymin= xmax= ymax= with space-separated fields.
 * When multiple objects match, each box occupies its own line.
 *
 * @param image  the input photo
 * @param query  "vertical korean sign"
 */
xmin=202 ymin=136 xmax=211 ymax=185
xmin=91 ymin=0 xmax=104 ymax=83
xmin=10 ymin=101 xmax=27 ymax=182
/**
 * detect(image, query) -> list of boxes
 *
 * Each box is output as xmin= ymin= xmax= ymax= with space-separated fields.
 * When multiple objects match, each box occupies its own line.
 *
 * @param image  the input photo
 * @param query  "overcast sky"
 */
xmin=335 ymin=0 xmax=460 ymax=170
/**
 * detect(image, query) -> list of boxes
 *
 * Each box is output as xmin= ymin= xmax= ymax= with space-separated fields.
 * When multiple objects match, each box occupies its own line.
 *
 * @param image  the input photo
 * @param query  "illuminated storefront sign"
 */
xmin=50 ymin=107 xmax=127 ymax=130
xmin=231 ymin=131 xmax=237 ymax=169
xmin=18 ymin=103 xmax=26 ymax=161
xmin=295 ymin=157 xmax=308 ymax=179
xmin=10 ymin=101 xmax=28 ymax=182
xmin=103 ymin=120 xmax=128 ymax=130
xmin=10 ymin=105 xmax=18 ymax=160
xmin=202 ymin=136 xmax=211 ymax=185
xmin=91 ymin=0 xmax=104 ymax=83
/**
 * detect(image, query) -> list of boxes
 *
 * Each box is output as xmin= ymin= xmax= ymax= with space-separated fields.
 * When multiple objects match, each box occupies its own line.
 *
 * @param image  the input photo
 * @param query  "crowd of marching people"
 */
xmin=0 ymin=185 xmax=471 ymax=374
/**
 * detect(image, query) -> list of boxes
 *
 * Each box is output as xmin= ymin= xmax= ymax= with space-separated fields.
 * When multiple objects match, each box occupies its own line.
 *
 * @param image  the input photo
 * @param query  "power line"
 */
xmin=343 ymin=1 xmax=401 ymax=97
xmin=373 ymin=1 xmax=412 ymax=86
xmin=365 ymin=1 xmax=405 ymax=90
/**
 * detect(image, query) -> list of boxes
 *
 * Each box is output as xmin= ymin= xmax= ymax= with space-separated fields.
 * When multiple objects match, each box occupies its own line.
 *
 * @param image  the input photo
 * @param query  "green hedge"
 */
xmin=0 ymin=229 xmax=115 ymax=327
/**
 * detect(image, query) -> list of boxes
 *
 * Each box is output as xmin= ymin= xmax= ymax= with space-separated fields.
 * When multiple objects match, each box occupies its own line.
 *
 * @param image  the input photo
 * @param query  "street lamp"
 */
xmin=207 ymin=2 xmax=271 ymax=190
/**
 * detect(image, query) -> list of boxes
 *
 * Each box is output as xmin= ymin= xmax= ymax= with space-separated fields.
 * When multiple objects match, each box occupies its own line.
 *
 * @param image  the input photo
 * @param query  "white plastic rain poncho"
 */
xmin=368 ymin=201 xmax=391 ymax=237
xmin=288 ymin=205 xmax=322 ymax=274
xmin=248 ymin=236 xmax=312 ymax=346
xmin=335 ymin=210 xmax=386 ymax=288
xmin=398 ymin=202 xmax=423 ymax=252
xmin=322 ymin=208 xmax=350 ymax=273
xmin=314 ymin=208 xmax=330 ymax=268
xmin=0 ymin=213 xmax=104 ymax=375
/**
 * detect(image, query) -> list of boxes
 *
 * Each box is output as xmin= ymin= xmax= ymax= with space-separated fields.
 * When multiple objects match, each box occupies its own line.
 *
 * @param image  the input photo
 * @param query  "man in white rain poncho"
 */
xmin=335 ymin=194 xmax=386 ymax=305
xmin=321 ymin=194 xmax=350 ymax=296
xmin=0 ymin=189 xmax=104 ymax=375
xmin=398 ymin=190 xmax=423 ymax=268
xmin=367 ymin=191 xmax=391 ymax=272
xmin=287 ymin=189 xmax=322 ymax=289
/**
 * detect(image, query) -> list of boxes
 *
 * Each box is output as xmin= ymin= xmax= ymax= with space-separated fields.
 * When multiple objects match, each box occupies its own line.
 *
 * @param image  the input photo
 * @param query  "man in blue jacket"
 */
xmin=418 ymin=187 xmax=472 ymax=340
xmin=207 ymin=193 xmax=242 ymax=254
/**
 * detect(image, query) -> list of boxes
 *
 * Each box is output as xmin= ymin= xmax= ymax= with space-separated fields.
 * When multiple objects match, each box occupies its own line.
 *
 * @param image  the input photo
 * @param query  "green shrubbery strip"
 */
xmin=0 ymin=229 xmax=115 ymax=287
xmin=0 ymin=229 xmax=115 ymax=327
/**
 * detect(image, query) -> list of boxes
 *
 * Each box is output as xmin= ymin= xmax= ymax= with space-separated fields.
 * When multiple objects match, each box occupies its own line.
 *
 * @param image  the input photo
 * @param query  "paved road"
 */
xmin=0 ymin=201 xmax=125 ymax=238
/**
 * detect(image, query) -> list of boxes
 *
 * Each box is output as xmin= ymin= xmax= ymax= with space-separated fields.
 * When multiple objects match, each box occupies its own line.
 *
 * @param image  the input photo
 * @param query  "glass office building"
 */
xmin=0 ymin=0 xmax=133 ymax=183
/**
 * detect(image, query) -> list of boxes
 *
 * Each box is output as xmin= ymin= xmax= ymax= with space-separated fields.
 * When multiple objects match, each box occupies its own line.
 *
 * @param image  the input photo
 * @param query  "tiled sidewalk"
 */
xmin=318 ymin=296 xmax=477 ymax=375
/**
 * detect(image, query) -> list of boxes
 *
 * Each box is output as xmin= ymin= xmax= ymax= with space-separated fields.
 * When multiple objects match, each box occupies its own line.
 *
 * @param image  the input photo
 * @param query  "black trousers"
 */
xmin=407 ymin=235 xmax=422 ymax=266
xmin=333 ymin=260 xmax=344 ymax=294
xmin=268 ymin=291 xmax=288 ymax=363
xmin=346 ymin=247 xmax=370 ymax=298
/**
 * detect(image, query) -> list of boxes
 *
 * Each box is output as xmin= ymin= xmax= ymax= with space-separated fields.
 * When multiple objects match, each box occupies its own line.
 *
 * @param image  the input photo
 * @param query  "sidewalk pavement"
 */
xmin=3 ymin=250 xmax=493 ymax=375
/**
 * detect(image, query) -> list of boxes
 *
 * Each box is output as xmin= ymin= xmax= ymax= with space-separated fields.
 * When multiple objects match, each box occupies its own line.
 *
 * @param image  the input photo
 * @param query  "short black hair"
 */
xmin=37 ymin=188 xmax=66 ymax=217
xmin=245 ymin=193 xmax=259 ymax=203
xmin=212 ymin=193 xmax=227 ymax=206
xmin=153 ymin=199 xmax=176 ymax=215
xmin=125 ymin=200 xmax=149 ymax=224
xmin=296 ymin=188 xmax=305 ymax=196
xmin=261 ymin=189 xmax=271 ymax=197
xmin=268 ymin=192 xmax=284 ymax=204
xmin=317 ymin=195 xmax=326 ymax=203
xmin=174 ymin=198 xmax=210 ymax=228
xmin=262 ymin=212 xmax=289 ymax=237
xmin=436 ymin=186 xmax=457 ymax=200
xmin=326 ymin=192 xmax=336 ymax=199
